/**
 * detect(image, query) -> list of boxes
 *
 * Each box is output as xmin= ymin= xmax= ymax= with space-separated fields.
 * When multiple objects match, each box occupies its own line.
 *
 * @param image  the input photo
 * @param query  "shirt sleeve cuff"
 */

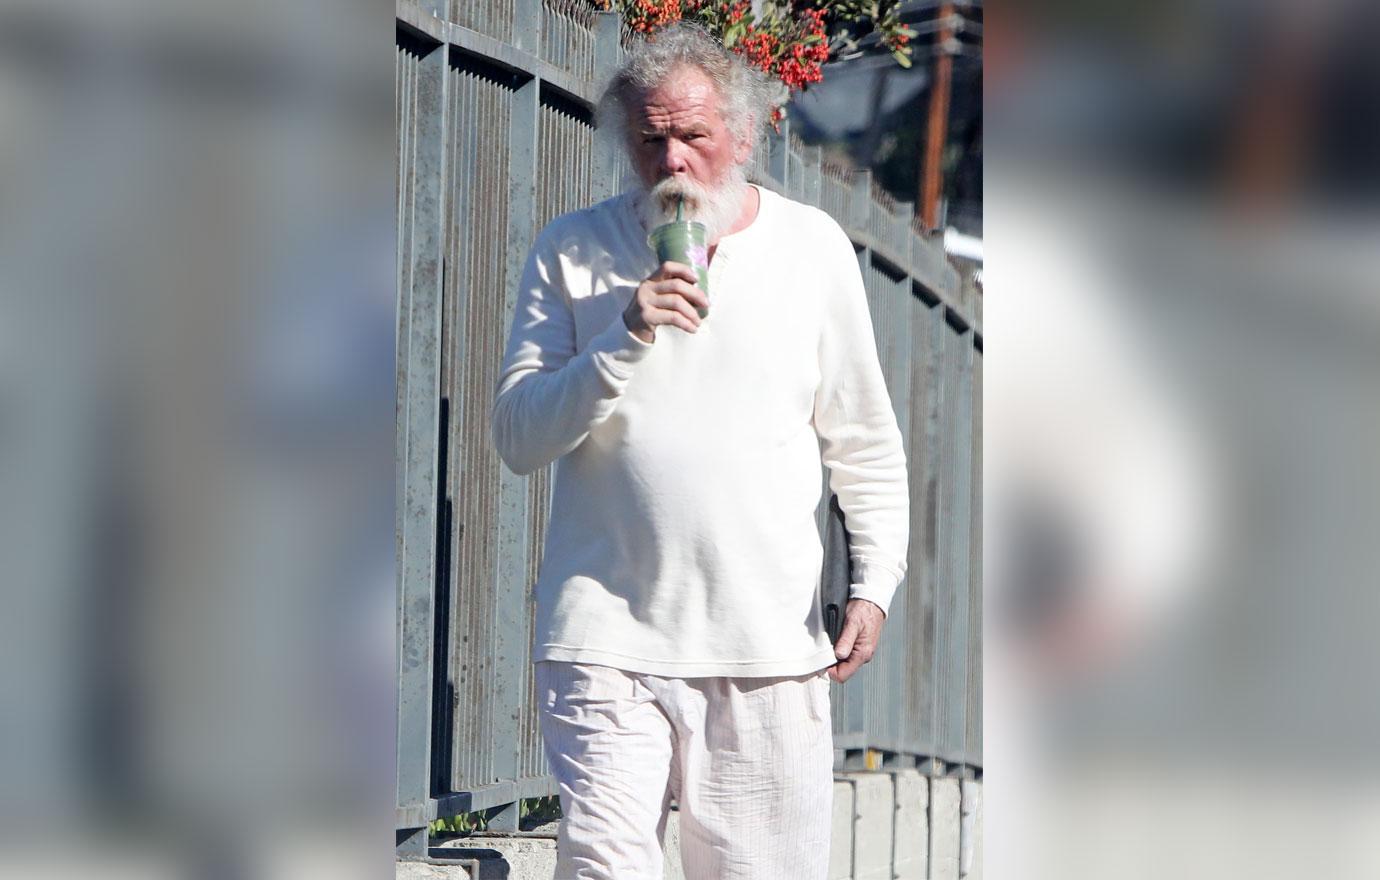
xmin=586 ymin=314 xmax=654 ymax=385
xmin=848 ymin=559 xmax=905 ymax=617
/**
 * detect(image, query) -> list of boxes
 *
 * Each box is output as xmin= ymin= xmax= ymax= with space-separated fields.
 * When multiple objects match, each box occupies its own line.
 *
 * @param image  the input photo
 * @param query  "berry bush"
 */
xmin=594 ymin=1 xmax=916 ymax=123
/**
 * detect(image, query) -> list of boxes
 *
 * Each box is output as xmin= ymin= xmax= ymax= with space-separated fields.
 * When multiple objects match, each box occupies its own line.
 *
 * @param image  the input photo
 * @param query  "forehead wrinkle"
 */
xmin=634 ymin=69 xmax=725 ymax=132
xmin=638 ymin=112 xmax=713 ymax=136
xmin=637 ymin=101 xmax=720 ymax=135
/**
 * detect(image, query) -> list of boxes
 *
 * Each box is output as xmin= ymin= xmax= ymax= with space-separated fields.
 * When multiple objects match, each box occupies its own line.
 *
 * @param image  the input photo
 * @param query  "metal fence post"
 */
xmin=896 ymin=201 xmax=915 ymax=273
xmin=590 ymin=11 xmax=622 ymax=203
xmin=965 ymin=344 xmax=983 ymax=768
xmin=767 ymin=116 xmax=790 ymax=191
xmin=803 ymin=144 xmax=822 ymax=207
xmin=849 ymin=170 xmax=872 ymax=293
xmin=932 ymin=312 xmax=972 ymax=764
xmin=488 ymin=69 xmax=541 ymax=834
xmin=849 ymin=169 xmax=871 ymax=238
xmin=913 ymin=299 xmax=945 ymax=762
xmin=910 ymin=217 xmax=947 ymax=302
xmin=948 ymin=328 xmax=973 ymax=763
xmin=512 ymin=0 xmax=542 ymax=55
xmin=397 ymin=34 xmax=448 ymax=859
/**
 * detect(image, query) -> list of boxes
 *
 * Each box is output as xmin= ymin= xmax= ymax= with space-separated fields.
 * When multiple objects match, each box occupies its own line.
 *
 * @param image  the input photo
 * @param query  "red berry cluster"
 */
xmin=776 ymin=7 xmax=828 ymax=89
xmin=728 ymin=4 xmax=828 ymax=91
xmin=734 ymin=27 xmax=780 ymax=71
xmin=614 ymin=0 xmax=838 ymax=112
xmin=625 ymin=0 xmax=684 ymax=34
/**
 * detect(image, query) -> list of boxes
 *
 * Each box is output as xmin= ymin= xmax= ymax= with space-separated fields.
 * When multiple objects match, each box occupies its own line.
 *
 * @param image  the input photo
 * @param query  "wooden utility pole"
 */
xmin=921 ymin=0 xmax=956 ymax=231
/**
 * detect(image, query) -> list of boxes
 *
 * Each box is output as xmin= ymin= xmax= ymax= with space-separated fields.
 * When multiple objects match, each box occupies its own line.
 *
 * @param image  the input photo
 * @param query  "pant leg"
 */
xmin=535 ymin=661 xmax=676 ymax=880
xmin=663 ymin=669 xmax=835 ymax=880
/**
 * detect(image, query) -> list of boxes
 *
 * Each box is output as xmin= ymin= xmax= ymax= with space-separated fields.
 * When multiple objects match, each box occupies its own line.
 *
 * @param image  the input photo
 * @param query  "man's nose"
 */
xmin=659 ymin=140 xmax=690 ymax=175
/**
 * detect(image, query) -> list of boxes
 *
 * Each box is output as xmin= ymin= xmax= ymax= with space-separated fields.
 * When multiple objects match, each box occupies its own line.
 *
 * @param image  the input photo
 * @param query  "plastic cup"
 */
xmin=647 ymin=220 xmax=710 ymax=318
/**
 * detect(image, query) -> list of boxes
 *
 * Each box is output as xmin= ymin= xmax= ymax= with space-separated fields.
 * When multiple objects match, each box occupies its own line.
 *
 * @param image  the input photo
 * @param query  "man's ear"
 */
xmin=733 ymin=120 xmax=755 ymax=165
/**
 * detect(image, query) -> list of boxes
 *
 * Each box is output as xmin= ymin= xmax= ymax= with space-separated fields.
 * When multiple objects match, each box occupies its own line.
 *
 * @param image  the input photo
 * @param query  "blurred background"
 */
xmin=0 ymin=0 xmax=393 ymax=876
xmin=984 ymin=0 xmax=1380 ymax=878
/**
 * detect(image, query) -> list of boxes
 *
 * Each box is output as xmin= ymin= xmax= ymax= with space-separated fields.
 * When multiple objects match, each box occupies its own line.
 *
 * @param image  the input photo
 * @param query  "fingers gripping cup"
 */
xmin=647 ymin=204 xmax=710 ymax=319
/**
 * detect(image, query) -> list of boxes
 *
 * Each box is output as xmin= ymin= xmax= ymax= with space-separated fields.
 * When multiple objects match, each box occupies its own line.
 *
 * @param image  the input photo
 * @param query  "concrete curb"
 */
xmin=396 ymin=778 xmax=983 ymax=880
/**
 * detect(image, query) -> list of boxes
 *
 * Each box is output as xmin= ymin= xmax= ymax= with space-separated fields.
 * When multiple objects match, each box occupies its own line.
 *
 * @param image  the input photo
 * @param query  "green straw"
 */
xmin=675 ymin=197 xmax=683 ymax=222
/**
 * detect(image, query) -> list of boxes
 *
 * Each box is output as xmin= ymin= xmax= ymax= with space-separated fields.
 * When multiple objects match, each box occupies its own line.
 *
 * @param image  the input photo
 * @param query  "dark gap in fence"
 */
xmin=397 ymin=21 xmax=442 ymax=58
xmin=944 ymin=305 xmax=971 ymax=334
xmin=430 ymin=395 xmax=455 ymax=797
xmin=538 ymin=80 xmax=594 ymax=125
xmin=912 ymin=279 xmax=942 ymax=308
xmin=872 ymin=250 xmax=910 ymax=282
xmin=449 ymin=43 xmax=531 ymax=90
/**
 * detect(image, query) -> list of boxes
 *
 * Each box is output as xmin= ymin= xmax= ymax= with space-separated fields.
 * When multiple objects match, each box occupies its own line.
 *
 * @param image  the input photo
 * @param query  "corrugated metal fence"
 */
xmin=396 ymin=0 xmax=982 ymax=853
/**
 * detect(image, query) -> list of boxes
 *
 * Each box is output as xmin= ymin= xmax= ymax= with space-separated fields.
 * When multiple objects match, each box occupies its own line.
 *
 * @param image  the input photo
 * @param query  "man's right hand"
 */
xmin=623 ymin=262 xmax=708 ymax=343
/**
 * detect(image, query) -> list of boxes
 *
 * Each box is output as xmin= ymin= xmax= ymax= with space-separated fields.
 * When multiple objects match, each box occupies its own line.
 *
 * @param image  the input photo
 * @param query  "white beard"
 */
xmin=634 ymin=164 xmax=750 ymax=244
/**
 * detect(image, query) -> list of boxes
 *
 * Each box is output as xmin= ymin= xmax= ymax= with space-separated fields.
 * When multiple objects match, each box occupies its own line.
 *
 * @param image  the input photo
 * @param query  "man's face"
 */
xmin=628 ymin=66 xmax=749 ymax=193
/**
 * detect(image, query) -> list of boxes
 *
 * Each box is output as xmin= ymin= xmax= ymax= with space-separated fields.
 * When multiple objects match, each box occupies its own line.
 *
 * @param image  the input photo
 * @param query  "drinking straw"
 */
xmin=676 ymin=197 xmax=683 ymax=222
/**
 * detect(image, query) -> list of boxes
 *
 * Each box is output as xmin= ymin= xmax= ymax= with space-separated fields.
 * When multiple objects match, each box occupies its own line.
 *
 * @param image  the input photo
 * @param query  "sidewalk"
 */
xmin=398 ymin=772 xmax=983 ymax=880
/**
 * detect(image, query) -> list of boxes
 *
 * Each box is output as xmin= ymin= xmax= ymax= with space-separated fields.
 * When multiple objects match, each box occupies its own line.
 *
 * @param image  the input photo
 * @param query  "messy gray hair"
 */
xmin=596 ymin=22 xmax=783 ymax=151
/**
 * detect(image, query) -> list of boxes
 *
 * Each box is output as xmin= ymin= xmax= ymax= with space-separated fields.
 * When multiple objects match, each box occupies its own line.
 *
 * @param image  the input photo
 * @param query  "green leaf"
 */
xmin=892 ymin=48 xmax=912 ymax=68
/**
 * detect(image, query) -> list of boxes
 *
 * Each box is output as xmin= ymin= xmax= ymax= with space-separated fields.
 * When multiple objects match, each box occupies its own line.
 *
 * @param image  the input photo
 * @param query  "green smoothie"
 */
xmin=647 ymin=219 xmax=710 ymax=319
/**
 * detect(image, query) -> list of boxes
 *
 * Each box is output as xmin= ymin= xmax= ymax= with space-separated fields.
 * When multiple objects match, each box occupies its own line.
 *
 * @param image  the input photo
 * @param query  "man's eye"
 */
xmin=642 ymin=136 xmax=663 ymax=144
xmin=685 ymin=133 xmax=704 ymax=140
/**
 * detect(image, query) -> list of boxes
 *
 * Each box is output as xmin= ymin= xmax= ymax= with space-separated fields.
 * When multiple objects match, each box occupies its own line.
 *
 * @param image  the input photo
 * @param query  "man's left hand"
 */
xmin=829 ymin=599 xmax=886 ymax=683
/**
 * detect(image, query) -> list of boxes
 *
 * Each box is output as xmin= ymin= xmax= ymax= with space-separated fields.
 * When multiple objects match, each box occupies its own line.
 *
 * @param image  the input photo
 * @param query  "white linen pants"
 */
xmin=535 ymin=660 xmax=835 ymax=880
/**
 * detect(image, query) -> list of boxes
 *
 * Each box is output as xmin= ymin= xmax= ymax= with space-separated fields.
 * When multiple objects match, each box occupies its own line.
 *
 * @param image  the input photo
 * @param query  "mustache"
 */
xmin=635 ymin=167 xmax=747 ymax=242
xmin=647 ymin=176 xmax=713 ymax=213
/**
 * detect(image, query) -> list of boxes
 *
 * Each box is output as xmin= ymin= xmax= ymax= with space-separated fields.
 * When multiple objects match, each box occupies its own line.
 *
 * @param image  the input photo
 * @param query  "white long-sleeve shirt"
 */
xmin=493 ymin=184 xmax=909 ymax=677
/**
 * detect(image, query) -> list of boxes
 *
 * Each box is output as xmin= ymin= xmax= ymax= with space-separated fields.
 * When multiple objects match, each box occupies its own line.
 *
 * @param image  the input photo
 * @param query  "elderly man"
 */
xmin=492 ymin=23 xmax=908 ymax=880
